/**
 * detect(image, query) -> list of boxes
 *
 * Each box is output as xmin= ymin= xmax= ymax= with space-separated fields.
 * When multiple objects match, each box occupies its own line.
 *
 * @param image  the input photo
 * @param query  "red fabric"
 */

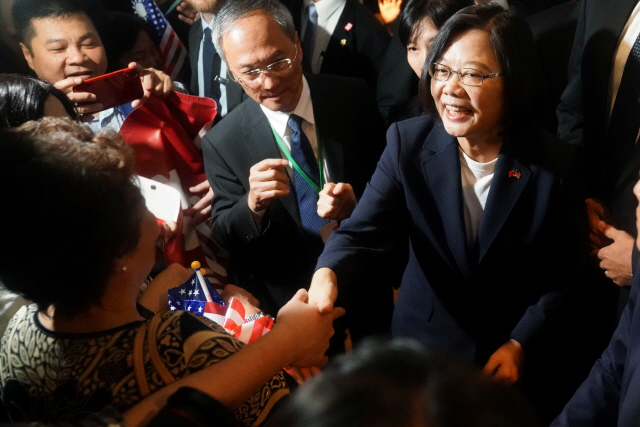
xmin=120 ymin=92 xmax=228 ymax=288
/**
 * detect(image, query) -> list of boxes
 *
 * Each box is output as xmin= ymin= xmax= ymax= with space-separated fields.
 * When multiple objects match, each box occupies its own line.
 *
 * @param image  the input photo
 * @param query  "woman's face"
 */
xmin=430 ymin=29 xmax=504 ymax=146
xmin=117 ymin=30 xmax=162 ymax=71
xmin=43 ymin=95 xmax=72 ymax=119
xmin=406 ymin=18 xmax=439 ymax=78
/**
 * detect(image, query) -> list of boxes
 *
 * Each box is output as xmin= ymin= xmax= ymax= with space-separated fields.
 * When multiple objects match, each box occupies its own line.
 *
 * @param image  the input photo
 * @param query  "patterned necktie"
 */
xmin=203 ymin=27 xmax=221 ymax=104
xmin=287 ymin=114 xmax=328 ymax=237
xmin=301 ymin=3 xmax=318 ymax=63
xmin=607 ymin=32 xmax=640 ymax=190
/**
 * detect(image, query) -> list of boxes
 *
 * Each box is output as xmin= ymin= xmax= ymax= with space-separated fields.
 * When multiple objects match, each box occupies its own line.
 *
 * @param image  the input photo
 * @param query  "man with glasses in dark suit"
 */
xmin=201 ymin=0 xmax=391 ymax=352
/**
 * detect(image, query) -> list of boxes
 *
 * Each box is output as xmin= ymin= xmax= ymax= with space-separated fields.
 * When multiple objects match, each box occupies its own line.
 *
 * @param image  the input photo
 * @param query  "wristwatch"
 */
xmin=245 ymin=312 xmax=266 ymax=323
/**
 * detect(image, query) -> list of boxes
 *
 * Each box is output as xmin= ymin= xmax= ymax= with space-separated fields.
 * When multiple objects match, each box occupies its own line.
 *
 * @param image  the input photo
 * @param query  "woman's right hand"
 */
xmin=275 ymin=289 xmax=345 ymax=368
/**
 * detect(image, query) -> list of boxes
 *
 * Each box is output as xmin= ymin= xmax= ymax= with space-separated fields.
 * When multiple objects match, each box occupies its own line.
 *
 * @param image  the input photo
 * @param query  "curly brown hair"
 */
xmin=0 ymin=118 xmax=144 ymax=318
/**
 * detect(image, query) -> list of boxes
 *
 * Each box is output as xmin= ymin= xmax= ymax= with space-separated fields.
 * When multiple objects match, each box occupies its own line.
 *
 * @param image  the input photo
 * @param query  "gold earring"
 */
xmin=121 ymin=266 xmax=127 ymax=272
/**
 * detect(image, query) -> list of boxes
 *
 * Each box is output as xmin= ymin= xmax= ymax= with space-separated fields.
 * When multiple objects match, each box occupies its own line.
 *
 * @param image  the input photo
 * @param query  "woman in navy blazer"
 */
xmin=310 ymin=4 xmax=589 ymax=421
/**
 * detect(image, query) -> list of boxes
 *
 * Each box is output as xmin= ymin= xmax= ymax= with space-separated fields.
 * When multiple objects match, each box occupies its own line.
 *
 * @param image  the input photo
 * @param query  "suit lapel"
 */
xmin=477 ymin=151 xmax=531 ymax=264
xmin=422 ymin=125 xmax=472 ymax=279
xmin=322 ymin=1 xmax=355 ymax=68
xmin=307 ymin=75 xmax=344 ymax=183
xmin=243 ymin=101 xmax=304 ymax=228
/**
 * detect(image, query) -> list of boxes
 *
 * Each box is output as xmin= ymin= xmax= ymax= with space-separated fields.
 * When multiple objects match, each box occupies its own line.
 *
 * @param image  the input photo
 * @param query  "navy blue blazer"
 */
xmin=552 ymin=266 xmax=640 ymax=427
xmin=317 ymin=115 xmax=588 ymax=363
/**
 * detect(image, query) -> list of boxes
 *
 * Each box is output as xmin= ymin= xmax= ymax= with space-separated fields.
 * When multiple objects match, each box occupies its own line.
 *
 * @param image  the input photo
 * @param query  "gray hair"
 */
xmin=212 ymin=0 xmax=296 ymax=62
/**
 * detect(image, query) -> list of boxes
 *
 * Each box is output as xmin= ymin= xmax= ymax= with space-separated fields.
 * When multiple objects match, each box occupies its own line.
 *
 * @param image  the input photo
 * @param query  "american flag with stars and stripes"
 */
xmin=132 ymin=0 xmax=187 ymax=80
xmin=169 ymin=273 xmax=274 ymax=344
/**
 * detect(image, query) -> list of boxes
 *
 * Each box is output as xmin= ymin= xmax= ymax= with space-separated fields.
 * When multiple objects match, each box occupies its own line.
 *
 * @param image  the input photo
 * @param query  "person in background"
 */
xmin=270 ymin=339 xmax=540 ymax=427
xmin=100 ymin=12 xmax=188 ymax=93
xmin=387 ymin=0 xmax=472 ymax=125
xmin=0 ymin=117 xmax=342 ymax=426
xmin=551 ymin=176 xmax=640 ymax=427
xmin=12 ymin=0 xmax=213 ymax=231
xmin=285 ymin=0 xmax=391 ymax=94
xmin=185 ymin=0 xmax=245 ymax=122
xmin=309 ymin=4 xmax=589 ymax=423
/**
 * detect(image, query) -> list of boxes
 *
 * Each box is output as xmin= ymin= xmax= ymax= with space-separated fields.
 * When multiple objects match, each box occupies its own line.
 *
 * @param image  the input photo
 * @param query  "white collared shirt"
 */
xmin=259 ymin=76 xmax=330 ymax=184
xmin=198 ymin=13 xmax=229 ymax=117
xmin=609 ymin=1 xmax=640 ymax=145
xmin=301 ymin=0 xmax=347 ymax=73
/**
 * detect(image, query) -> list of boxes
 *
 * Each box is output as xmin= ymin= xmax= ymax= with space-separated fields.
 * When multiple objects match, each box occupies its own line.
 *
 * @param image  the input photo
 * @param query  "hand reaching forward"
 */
xmin=248 ymin=159 xmax=290 ymax=212
xmin=483 ymin=339 xmax=523 ymax=384
xmin=317 ymin=182 xmax=357 ymax=221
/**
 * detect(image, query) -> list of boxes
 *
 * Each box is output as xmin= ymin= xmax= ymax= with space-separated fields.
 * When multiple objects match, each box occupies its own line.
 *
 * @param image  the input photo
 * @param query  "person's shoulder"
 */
xmin=203 ymin=99 xmax=258 ymax=149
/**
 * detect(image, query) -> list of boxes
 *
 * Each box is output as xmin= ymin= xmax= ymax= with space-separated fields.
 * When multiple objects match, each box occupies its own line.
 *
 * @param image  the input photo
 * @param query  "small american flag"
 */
xmin=132 ymin=0 xmax=187 ymax=80
xmin=169 ymin=273 xmax=274 ymax=344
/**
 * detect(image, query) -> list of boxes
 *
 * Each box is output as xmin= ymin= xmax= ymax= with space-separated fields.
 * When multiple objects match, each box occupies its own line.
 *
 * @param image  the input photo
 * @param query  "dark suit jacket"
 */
xmin=551 ymin=265 xmax=640 ymax=427
xmin=527 ymin=1 xmax=580 ymax=132
xmin=290 ymin=0 xmax=390 ymax=93
xmin=557 ymin=0 xmax=639 ymax=235
xmin=317 ymin=116 xmax=587 ymax=365
xmin=376 ymin=20 xmax=419 ymax=122
xmin=188 ymin=22 xmax=244 ymax=116
xmin=202 ymin=74 xmax=387 ymax=316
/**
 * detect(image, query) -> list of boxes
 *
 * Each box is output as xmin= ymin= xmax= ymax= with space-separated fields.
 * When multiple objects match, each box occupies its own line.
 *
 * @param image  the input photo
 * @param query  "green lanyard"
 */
xmin=270 ymin=126 xmax=324 ymax=194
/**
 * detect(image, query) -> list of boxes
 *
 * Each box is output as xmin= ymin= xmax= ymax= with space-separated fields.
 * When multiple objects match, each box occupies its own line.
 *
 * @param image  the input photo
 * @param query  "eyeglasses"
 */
xmin=231 ymin=44 xmax=298 ymax=87
xmin=428 ymin=63 xmax=502 ymax=87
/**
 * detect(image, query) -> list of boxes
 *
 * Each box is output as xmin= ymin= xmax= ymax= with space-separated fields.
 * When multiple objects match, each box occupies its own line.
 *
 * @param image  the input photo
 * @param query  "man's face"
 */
xmin=223 ymin=10 xmax=303 ymax=113
xmin=186 ymin=0 xmax=225 ymax=14
xmin=21 ymin=13 xmax=108 ymax=86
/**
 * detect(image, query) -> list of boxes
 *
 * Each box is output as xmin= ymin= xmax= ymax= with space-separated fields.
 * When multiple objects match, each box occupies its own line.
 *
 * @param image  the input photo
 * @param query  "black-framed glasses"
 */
xmin=428 ymin=63 xmax=502 ymax=87
xmin=231 ymin=44 xmax=298 ymax=87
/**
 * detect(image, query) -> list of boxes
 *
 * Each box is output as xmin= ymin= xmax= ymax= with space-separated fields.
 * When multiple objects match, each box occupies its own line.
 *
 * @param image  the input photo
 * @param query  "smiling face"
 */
xmin=222 ymin=9 xmax=303 ymax=113
xmin=406 ymin=17 xmax=439 ymax=78
xmin=430 ymin=29 xmax=504 ymax=147
xmin=21 ymin=13 xmax=108 ymax=87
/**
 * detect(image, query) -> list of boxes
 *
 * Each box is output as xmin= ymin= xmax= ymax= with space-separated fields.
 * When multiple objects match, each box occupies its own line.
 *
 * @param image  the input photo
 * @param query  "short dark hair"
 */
xmin=270 ymin=339 xmax=540 ymax=427
xmin=398 ymin=0 xmax=474 ymax=48
xmin=0 ymin=74 xmax=78 ymax=128
xmin=101 ymin=12 xmax=151 ymax=73
xmin=12 ymin=0 xmax=95 ymax=46
xmin=420 ymin=4 xmax=544 ymax=140
xmin=0 ymin=118 xmax=144 ymax=318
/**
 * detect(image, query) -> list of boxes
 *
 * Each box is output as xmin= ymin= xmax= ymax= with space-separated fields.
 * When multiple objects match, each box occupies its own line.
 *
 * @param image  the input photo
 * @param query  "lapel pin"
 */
xmin=344 ymin=22 xmax=353 ymax=31
xmin=340 ymin=38 xmax=347 ymax=46
xmin=508 ymin=169 xmax=521 ymax=179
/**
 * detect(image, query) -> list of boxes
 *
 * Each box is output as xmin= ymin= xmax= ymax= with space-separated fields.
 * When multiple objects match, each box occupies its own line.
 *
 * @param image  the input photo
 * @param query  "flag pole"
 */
xmin=191 ymin=261 xmax=214 ymax=303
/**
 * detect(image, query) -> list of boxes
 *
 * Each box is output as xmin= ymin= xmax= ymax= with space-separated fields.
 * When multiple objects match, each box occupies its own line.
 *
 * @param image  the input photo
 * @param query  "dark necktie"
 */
xmin=301 ymin=3 xmax=318 ymax=64
xmin=203 ymin=27 xmax=221 ymax=104
xmin=606 ymin=33 xmax=640 ymax=192
xmin=287 ymin=114 xmax=328 ymax=237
